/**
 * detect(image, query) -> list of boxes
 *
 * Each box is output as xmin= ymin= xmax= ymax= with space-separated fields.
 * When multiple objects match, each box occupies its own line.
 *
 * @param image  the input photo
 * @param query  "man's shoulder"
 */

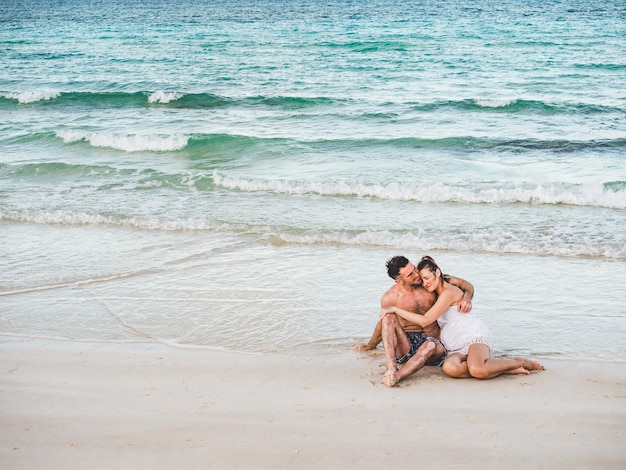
xmin=381 ymin=284 xmax=401 ymax=304
xmin=381 ymin=283 xmax=427 ymax=304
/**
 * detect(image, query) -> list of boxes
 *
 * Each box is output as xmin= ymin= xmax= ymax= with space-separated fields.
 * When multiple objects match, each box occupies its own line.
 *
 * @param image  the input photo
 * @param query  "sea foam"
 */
xmin=474 ymin=98 xmax=516 ymax=108
xmin=2 ymin=90 xmax=61 ymax=103
xmin=56 ymin=130 xmax=188 ymax=152
xmin=212 ymin=172 xmax=626 ymax=210
xmin=2 ymin=208 xmax=624 ymax=260
xmin=148 ymin=91 xmax=184 ymax=104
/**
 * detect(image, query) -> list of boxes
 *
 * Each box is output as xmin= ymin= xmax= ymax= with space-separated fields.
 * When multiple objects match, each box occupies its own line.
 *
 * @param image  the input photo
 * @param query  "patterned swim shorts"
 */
xmin=395 ymin=332 xmax=446 ymax=367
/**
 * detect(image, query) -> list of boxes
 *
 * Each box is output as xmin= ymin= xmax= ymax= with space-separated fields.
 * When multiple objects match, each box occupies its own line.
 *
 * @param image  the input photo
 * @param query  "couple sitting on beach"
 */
xmin=354 ymin=255 xmax=543 ymax=387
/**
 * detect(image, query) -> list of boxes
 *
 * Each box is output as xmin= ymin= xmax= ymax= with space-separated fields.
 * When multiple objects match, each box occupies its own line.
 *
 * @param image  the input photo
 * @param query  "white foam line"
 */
xmin=0 ymin=333 xmax=153 ymax=345
xmin=99 ymin=298 xmax=157 ymax=342
xmin=20 ymin=296 xmax=295 ymax=303
xmin=0 ymin=272 xmax=150 ymax=297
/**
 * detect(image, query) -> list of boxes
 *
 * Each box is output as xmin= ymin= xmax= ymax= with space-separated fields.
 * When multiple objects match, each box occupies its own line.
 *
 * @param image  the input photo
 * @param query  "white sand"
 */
xmin=1 ymin=339 xmax=625 ymax=469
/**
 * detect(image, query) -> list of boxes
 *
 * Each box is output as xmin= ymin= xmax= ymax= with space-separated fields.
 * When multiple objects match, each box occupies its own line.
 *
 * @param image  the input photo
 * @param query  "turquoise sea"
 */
xmin=1 ymin=0 xmax=625 ymax=361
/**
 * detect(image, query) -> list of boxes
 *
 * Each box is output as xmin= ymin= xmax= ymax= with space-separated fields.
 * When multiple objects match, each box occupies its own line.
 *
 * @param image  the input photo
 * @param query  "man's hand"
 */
xmin=352 ymin=343 xmax=371 ymax=351
xmin=448 ymin=276 xmax=474 ymax=313
xmin=457 ymin=299 xmax=472 ymax=313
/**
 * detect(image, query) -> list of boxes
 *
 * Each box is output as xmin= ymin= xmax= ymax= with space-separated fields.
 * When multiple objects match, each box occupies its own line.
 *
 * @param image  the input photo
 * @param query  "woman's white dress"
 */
xmin=437 ymin=306 xmax=494 ymax=356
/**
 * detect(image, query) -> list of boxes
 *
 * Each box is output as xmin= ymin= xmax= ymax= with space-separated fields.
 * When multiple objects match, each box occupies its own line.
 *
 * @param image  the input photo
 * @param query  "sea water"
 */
xmin=1 ymin=0 xmax=625 ymax=361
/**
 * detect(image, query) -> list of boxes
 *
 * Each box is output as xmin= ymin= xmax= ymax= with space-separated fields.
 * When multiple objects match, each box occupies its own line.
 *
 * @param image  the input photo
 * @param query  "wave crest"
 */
xmin=1 ymin=90 xmax=622 ymax=116
xmin=2 ymin=209 xmax=624 ymax=260
xmin=212 ymin=172 xmax=626 ymax=209
xmin=1 ymin=90 xmax=60 ymax=103
xmin=274 ymin=230 xmax=626 ymax=260
xmin=148 ymin=91 xmax=184 ymax=104
xmin=56 ymin=129 xmax=188 ymax=152
xmin=474 ymin=98 xmax=517 ymax=108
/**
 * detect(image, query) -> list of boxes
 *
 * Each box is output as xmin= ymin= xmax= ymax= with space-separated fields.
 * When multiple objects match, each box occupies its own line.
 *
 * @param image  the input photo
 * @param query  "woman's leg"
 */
xmin=466 ymin=343 xmax=543 ymax=379
xmin=442 ymin=352 xmax=471 ymax=378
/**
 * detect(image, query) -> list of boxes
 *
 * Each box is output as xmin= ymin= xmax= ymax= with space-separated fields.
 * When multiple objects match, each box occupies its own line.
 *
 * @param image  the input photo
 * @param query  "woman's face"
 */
xmin=419 ymin=267 xmax=439 ymax=292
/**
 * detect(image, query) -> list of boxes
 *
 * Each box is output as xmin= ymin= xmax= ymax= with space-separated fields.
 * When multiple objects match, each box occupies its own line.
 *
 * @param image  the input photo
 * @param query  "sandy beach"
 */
xmin=3 ymin=1 xmax=625 ymax=469
xmin=1 ymin=339 xmax=624 ymax=470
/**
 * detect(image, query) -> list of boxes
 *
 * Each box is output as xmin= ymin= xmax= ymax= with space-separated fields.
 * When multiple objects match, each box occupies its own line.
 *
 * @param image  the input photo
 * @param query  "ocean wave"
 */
xmin=319 ymin=40 xmax=411 ymax=52
xmin=2 ymin=209 xmax=624 ymax=260
xmin=55 ymin=129 xmax=188 ymax=152
xmin=0 ymin=90 xmax=61 ymax=103
xmin=310 ymin=136 xmax=626 ymax=152
xmin=412 ymin=98 xmax=624 ymax=115
xmin=4 ymin=130 xmax=624 ymax=155
xmin=473 ymin=98 xmax=517 ymax=108
xmin=0 ymin=90 xmax=341 ymax=110
xmin=0 ymin=160 xmax=212 ymax=191
xmin=273 ymin=230 xmax=626 ymax=260
xmin=212 ymin=172 xmax=626 ymax=210
xmin=6 ymin=158 xmax=623 ymax=210
xmin=1 ymin=90 xmax=623 ymax=116
xmin=0 ymin=90 xmax=230 ymax=109
xmin=186 ymin=133 xmax=626 ymax=154
xmin=0 ymin=210 xmax=220 ymax=230
xmin=2 ymin=130 xmax=282 ymax=155
xmin=147 ymin=91 xmax=185 ymax=104
xmin=46 ymin=131 xmax=626 ymax=154
xmin=3 ymin=161 xmax=118 ymax=178
xmin=574 ymin=63 xmax=626 ymax=71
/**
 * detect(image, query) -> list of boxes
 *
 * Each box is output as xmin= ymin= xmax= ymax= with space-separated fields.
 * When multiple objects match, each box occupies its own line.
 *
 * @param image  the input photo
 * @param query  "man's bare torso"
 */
xmin=382 ymin=283 xmax=440 ymax=338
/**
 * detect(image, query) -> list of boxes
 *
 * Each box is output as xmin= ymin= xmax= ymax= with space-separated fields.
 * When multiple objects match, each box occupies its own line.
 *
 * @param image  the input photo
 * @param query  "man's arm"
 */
xmin=352 ymin=320 xmax=382 ymax=351
xmin=352 ymin=289 xmax=396 ymax=351
xmin=447 ymin=275 xmax=474 ymax=313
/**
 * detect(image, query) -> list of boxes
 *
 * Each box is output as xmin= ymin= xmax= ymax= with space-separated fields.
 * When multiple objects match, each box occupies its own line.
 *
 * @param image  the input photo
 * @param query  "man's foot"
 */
xmin=382 ymin=369 xmax=399 ymax=387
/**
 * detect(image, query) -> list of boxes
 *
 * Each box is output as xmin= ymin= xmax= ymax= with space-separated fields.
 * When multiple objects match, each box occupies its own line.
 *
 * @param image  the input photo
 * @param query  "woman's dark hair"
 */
xmin=385 ymin=255 xmax=409 ymax=280
xmin=417 ymin=255 xmax=440 ymax=274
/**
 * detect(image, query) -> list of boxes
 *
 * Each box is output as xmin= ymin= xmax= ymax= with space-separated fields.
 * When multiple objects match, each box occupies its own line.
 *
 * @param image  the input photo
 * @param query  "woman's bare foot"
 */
xmin=382 ymin=369 xmax=399 ymax=387
xmin=504 ymin=358 xmax=544 ymax=375
xmin=504 ymin=367 xmax=531 ymax=375
xmin=517 ymin=358 xmax=544 ymax=371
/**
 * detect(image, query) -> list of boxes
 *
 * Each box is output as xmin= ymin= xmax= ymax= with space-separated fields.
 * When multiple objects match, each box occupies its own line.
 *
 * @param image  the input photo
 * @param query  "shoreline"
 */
xmin=1 ymin=338 xmax=625 ymax=469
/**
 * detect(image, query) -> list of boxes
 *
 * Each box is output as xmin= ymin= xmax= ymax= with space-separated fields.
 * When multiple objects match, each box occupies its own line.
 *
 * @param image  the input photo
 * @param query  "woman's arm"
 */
xmin=380 ymin=287 xmax=459 ymax=326
xmin=447 ymin=275 xmax=474 ymax=313
xmin=379 ymin=305 xmax=429 ymax=326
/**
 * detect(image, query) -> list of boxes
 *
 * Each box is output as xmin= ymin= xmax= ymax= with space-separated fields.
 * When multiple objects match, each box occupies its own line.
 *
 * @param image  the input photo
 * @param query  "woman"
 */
xmin=380 ymin=256 xmax=543 ymax=379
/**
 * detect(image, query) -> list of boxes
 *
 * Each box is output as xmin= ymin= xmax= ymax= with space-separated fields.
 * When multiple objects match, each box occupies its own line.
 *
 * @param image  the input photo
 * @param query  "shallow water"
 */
xmin=1 ymin=0 xmax=625 ymax=361
xmin=2 ymin=222 xmax=625 ymax=361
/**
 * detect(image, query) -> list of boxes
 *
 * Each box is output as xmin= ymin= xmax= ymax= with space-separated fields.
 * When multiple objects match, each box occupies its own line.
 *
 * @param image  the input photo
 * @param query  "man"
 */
xmin=354 ymin=255 xmax=474 ymax=387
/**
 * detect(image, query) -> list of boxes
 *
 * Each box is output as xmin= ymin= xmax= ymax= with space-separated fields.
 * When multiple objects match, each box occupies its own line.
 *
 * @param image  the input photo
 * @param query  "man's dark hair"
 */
xmin=386 ymin=255 xmax=409 ymax=280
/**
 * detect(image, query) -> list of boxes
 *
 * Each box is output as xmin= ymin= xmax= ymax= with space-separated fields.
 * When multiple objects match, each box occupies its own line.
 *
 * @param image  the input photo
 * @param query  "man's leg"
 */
xmin=389 ymin=339 xmax=445 ymax=386
xmin=380 ymin=314 xmax=410 ymax=383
